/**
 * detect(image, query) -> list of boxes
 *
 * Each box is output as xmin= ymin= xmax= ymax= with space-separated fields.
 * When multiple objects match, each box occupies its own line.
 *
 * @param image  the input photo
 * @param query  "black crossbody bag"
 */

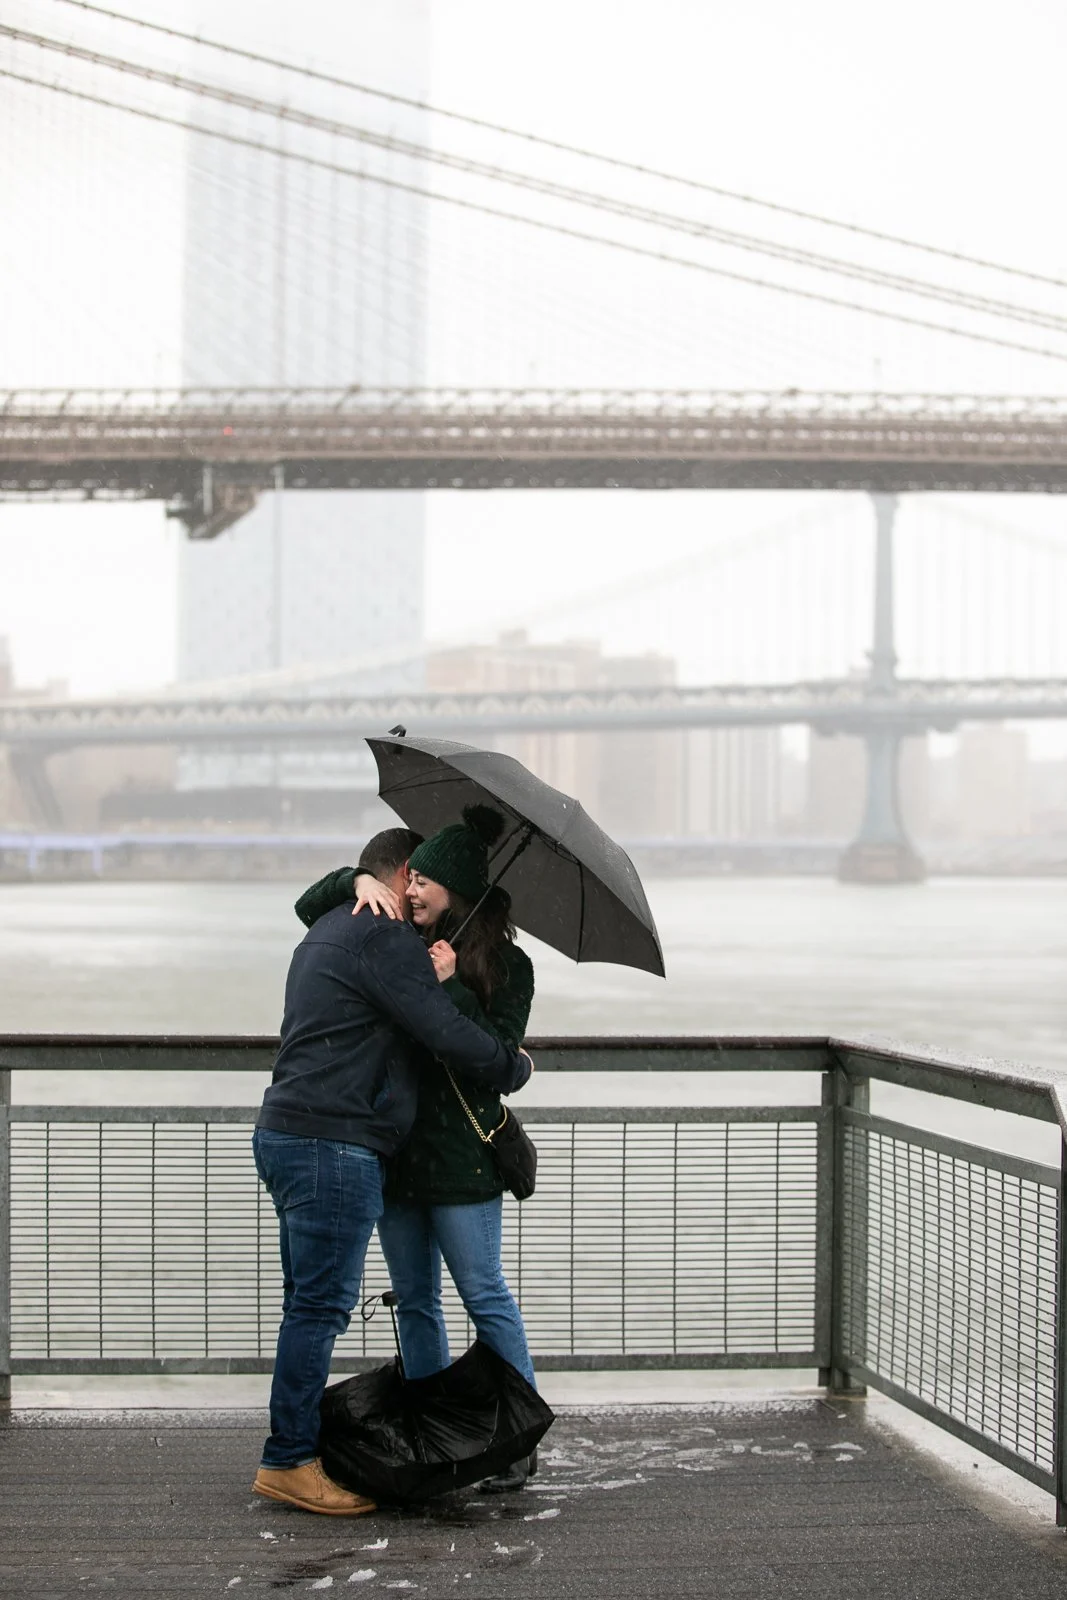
xmin=445 ymin=1067 xmax=537 ymax=1201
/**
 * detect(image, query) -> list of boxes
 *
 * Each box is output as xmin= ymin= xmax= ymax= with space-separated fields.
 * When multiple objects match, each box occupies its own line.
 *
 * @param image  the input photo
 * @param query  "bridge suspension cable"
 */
xmin=928 ymin=498 xmax=1067 ymax=559
xmin=5 ymin=65 xmax=1066 ymax=368
xmin=894 ymin=499 xmax=1067 ymax=680
xmin=7 ymin=23 xmax=1066 ymax=341
xmin=46 ymin=0 xmax=1067 ymax=294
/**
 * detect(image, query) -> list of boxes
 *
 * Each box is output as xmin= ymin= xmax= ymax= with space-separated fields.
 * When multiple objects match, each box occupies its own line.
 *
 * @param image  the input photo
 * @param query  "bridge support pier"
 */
xmin=837 ymin=492 xmax=925 ymax=885
xmin=837 ymin=728 xmax=925 ymax=883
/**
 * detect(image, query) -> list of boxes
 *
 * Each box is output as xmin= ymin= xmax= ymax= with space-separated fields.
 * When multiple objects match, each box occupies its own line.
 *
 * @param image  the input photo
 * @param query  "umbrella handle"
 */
xmin=450 ymin=825 xmax=536 ymax=947
xmin=360 ymin=1289 xmax=406 ymax=1379
xmin=382 ymin=1290 xmax=405 ymax=1377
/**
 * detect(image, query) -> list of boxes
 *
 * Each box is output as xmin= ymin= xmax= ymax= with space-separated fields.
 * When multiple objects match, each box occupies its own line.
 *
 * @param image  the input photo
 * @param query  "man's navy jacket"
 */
xmin=257 ymin=903 xmax=530 ymax=1154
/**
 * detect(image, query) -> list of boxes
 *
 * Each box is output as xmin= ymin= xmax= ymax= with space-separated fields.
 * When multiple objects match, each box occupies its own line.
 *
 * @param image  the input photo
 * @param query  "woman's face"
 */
xmin=406 ymin=872 xmax=451 ymax=929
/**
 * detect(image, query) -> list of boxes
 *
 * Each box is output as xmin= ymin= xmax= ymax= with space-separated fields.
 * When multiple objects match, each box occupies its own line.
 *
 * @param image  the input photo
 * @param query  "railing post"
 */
xmin=0 ymin=1065 xmax=10 ymax=1412
xmin=821 ymin=1063 xmax=868 ymax=1395
xmin=814 ymin=1065 xmax=836 ymax=1381
xmin=1056 ymin=1131 xmax=1067 ymax=1527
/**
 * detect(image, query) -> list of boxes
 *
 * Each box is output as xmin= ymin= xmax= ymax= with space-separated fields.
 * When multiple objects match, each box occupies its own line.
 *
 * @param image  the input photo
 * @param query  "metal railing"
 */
xmin=1 ymin=1034 xmax=1066 ymax=1521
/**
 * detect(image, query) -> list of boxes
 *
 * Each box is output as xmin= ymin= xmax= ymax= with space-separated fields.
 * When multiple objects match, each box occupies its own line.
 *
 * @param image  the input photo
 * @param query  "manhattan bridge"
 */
xmin=2 ymin=3 xmax=1067 ymax=881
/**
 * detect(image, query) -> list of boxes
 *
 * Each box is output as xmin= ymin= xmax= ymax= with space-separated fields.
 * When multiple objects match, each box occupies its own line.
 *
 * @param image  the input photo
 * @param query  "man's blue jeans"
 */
xmin=377 ymin=1196 xmax=535 ymax=1387
xmin=253 ymin=1128 xmax=384 ymax=1469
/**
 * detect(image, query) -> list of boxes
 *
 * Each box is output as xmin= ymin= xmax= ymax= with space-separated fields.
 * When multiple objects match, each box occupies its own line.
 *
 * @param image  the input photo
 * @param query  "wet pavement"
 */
xmin=3 ymin=1398 xmax=1067 ymax=1597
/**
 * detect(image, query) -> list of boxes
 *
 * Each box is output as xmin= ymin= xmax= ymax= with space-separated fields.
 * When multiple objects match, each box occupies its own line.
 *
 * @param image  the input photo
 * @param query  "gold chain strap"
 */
xmin=445 ymin=1066 xmax=508 ymax=1144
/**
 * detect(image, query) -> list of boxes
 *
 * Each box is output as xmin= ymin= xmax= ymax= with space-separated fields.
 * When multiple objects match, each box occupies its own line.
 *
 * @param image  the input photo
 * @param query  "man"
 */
xmin=252 ymin=827 xmax=532 ymax=1516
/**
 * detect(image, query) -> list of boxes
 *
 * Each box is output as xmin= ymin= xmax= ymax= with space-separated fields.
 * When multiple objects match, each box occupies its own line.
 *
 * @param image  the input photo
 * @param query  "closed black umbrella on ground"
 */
xmin=366 ymin=732 xmax=665 ymax=977
xmin=320 ymin=1335 xmax=554 ymax=1506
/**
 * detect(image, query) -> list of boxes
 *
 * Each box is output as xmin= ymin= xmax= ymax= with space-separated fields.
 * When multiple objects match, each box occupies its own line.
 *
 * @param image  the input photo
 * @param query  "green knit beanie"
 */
xmin=407 ymin=804 xmax=506 ymax=904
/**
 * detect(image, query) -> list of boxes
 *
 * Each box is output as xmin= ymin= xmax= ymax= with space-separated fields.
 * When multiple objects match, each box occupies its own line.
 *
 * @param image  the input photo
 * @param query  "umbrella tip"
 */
xmin=388 ymin=724 xmax=407 ymax=737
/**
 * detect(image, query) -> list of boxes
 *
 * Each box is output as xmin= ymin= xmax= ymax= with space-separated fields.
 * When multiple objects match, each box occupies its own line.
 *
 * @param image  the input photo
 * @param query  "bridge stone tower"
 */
xmin=837 ymin=494 xmax=926 ymax=884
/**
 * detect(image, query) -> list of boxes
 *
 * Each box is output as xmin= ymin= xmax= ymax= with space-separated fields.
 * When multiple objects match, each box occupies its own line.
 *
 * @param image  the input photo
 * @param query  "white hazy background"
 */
xmin=0 ymin=0 xmax=1065 ymax=704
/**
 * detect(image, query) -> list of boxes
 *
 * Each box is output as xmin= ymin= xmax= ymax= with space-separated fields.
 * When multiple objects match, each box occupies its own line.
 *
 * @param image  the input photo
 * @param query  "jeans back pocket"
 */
xmin=253 ymin=1129 xmax=319 ymax=1209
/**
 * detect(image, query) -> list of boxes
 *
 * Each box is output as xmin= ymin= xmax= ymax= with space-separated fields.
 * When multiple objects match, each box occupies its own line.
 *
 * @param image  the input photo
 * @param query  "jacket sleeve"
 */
xmin=358 ymin=924 xmax=532 ymax=1095
xmin=294 ymin=866 xmax=357 ymax=928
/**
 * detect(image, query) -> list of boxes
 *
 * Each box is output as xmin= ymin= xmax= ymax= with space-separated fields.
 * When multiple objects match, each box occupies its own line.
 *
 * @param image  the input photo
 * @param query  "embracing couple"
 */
xmin=251 ymin=806 xmax=539 ymax=1516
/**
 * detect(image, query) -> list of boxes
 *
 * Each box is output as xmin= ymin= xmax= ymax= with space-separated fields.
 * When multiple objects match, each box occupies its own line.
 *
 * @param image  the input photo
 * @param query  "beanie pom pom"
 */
xmin=462 ymin=803 xmax=505 ymax=847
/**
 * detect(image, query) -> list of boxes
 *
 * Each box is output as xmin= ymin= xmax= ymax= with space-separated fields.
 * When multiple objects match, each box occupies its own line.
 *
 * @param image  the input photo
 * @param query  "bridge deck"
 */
xmin=4 ymin=393 xmax=1067 ymax=524
xmin=3 ymin=1399 xmax=1066 ymax=1598
xmin=4 ymin=677 xmax=1067 ymax=749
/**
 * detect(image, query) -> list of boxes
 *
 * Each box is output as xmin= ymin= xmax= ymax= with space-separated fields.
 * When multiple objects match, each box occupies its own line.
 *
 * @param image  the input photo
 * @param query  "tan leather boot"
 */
xmin=252 ymin=1459 xmax=377 ymax=1516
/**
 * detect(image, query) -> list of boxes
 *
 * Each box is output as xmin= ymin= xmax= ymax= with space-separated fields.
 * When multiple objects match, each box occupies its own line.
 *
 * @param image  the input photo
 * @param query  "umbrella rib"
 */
xmin=386 ymin=770 xmax=469 ymax=794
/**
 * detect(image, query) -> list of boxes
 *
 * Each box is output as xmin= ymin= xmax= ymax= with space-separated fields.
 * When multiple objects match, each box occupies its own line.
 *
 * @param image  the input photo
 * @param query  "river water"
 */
xmin=2 ymin=874 xmax=1064 ymax=1155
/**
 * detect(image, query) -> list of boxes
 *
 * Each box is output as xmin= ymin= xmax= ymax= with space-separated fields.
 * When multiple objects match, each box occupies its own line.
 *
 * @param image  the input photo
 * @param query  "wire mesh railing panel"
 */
xmin=312 ymin=1116 xmax=822 ymax=1362
xmin=11 ymin=1121 xmax=273 ymax=1360
xmin=840 ymin=1115 xmax=1059 ymax=1479
xmin=10 ymin=1111 xmax=822 ymax=1367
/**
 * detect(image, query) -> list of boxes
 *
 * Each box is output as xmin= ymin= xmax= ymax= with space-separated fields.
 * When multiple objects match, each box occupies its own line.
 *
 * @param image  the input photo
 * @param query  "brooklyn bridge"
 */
xmin=3 ymin=388 xmax=1067 ymax=540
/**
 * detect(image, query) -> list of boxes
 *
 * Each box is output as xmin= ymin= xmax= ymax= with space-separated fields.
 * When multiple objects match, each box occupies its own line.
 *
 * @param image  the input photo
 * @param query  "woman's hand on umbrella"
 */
xmin=428 ymin=940 xmax=457 ymax=982
xmin=351 ymin=872 xmax=402 ymax=920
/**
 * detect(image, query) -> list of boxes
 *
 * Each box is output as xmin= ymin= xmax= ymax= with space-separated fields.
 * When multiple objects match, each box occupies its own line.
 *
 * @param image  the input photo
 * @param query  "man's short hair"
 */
xmin=357 ymin=827 xmax=424 ymax=881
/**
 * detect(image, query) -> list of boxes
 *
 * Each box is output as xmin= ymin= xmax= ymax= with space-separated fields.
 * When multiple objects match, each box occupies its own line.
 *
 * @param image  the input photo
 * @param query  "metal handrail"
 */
xmin=2 ymin=1032 xmax=1065 ymax=1118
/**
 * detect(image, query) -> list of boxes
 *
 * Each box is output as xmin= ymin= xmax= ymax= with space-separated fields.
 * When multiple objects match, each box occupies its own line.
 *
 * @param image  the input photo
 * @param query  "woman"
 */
xmin=295 ymin=805 xmax=538 ymax=1491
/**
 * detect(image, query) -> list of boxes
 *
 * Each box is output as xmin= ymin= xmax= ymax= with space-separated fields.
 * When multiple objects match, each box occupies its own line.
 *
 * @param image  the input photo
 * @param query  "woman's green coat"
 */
xmin=294 ymin=868 xmax=535 ymax=1204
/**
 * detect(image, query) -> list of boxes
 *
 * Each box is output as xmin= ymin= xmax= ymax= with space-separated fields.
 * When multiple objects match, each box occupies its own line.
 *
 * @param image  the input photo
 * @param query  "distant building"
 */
xmin=584 ymin=653 xmax=681 ymax=841
xmin=427 ymin=634 xmax=674 ymax=836
xmin=176 ymin=0 xmax=430 ymax=809
xmin=777 ymin=747 xmax=809 ymax=835
xmin=955 ymin=724 xmax=1031 ymax=839
xmin=805 ymin=735 xmax=865 ymax=840
xmin=679 ymin=728 xmax=782 ymax=840
xmin=1029 ymin=758 xmax=1067 ymax=833
xmin=426 ymin=632 xmax=602 ymax=807
xmin=0 ymin=638 xmax=15 ymax=823
xmin=900 ymin=739 xmax=931 ymax=839
xmin=427 ymin=633 xmax=784 ymax=841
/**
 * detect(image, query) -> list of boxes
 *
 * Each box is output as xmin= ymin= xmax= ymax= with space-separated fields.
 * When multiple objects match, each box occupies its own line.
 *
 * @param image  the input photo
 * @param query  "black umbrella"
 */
xmin=319 ymin=1339 xmax=554 ymax=1505
xmin=366 ymin=732 xmax=665 ymax=977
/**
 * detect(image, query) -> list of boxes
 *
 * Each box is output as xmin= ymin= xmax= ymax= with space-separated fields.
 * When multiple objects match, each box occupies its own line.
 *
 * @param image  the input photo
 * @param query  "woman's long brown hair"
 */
xmin=435 ymin=887 xmax=515 ymax=1010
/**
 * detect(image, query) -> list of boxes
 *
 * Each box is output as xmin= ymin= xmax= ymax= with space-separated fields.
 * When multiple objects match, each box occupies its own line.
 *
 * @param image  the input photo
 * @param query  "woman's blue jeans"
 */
xmin=253 ymin=1128 xmax=384 ymax=1469
xmin=377 ymin=1196 xmax=536 ymax=1387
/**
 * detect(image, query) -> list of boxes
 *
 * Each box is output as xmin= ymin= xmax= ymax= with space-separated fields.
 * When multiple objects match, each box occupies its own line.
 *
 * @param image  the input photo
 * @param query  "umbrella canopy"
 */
xmin=366 ymin=733 xmax=665 ymax=977
xmin=319 ymin=1341 xmax=554 ymax=1505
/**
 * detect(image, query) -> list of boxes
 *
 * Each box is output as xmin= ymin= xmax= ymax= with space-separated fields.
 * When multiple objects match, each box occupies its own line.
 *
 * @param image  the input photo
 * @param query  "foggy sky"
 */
xmin=1 ymin=0 xmax=1065 ymax=711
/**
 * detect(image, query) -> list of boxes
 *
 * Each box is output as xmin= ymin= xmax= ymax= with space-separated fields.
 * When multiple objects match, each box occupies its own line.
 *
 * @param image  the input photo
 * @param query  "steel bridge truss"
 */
xmin=3 ymin=388 xmax=1067 ymax=535
xmin=3 ymin=676 xmax=1067 ymax=751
